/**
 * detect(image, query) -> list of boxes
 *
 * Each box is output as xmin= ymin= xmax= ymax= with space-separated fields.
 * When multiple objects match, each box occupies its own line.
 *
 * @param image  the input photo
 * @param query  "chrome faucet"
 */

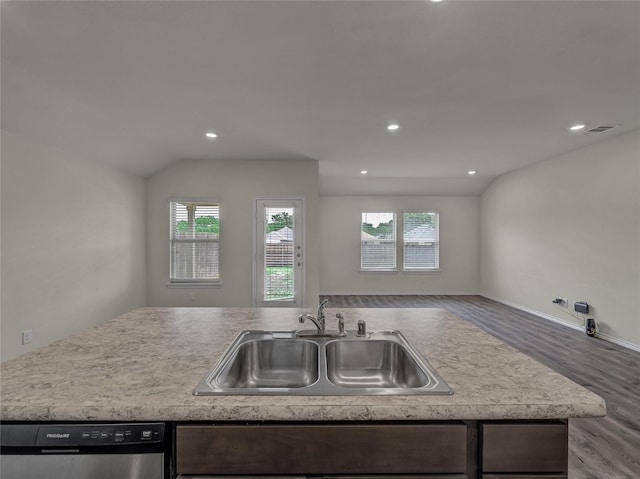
xmin=357 ymin=319 xmax=367 ymax=337
xmin=298 ymin=299 xmax=328 ymax=335
xmin=336 ymin=312 xmax=346 ymax=336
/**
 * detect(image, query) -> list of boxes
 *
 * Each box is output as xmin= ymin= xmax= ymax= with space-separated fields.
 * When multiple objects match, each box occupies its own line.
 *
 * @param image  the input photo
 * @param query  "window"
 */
xmin=403 ymin=212 xmax=439 ymax=270
xmin=361 ymin=212 xmax=396 ymax=270
xmin=170 ymin=201 xmax=220 ymax=283
xmin=360 ymin=211 xmax=439 ymax=272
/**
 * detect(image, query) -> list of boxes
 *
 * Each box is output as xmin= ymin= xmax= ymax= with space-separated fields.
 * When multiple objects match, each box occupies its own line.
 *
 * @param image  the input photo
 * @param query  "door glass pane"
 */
xmin=264 ymin=207 xmax=295 ymax=301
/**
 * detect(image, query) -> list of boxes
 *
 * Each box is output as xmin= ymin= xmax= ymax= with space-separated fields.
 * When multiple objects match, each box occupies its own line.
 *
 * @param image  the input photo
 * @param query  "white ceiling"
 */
xmin=2 ymin=0 xmax=639 ymax=195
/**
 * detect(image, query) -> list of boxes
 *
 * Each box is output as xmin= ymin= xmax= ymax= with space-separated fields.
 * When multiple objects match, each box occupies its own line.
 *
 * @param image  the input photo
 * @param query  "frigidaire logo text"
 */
xmin=46 ymin=433 xmax=70 ymax=439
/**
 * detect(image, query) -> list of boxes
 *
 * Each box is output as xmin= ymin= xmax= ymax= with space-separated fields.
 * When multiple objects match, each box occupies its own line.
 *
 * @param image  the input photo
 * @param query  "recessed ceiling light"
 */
xmin=387 ymin=123 xmax=400 ymax=132
xmin=468 ymin=170 xmax=477 ymax=176
xmin=205 ymin=131 xmax=218 ymax=139
xmin=429 ymin=0 xmax=444 ymax=3
xmin=360 ymin=170 xmax=368 ymax=175
xmin=569 ymin=123 xmax=586 ymax=132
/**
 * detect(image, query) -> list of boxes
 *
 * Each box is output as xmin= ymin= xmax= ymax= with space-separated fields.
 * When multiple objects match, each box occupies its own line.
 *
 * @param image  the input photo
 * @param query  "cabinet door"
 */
xmin=176 ymin=423 xmax=467 ymax=475
xmin=482 ymin=422 xmax=568 ymax=474
xmin=483 ymin=475 xmax=567 ymax=479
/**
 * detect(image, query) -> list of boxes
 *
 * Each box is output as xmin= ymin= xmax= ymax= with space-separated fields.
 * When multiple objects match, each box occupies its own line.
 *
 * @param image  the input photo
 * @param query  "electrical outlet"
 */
xmin=574 ymin=301 xmax=589 ymax=314
xmin=22 ymin=330 xmax=33 ymax=345
xmin=561 ymin=298 xmax=568 ymax=306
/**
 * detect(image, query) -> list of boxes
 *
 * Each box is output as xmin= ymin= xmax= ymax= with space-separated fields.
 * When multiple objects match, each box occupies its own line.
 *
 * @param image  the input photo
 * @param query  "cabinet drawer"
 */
xmin=482 ymin=422 xmax=568 ymax=473
xmin=178 ymin=477 xmax=467 ymax=479
xmin=177 ymin=423 xmax=467 ymax=475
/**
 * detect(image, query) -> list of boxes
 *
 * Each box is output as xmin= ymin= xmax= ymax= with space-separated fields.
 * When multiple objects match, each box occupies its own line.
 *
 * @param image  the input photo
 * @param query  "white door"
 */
xmin=255 ymin=199 xmax=304 ymax=307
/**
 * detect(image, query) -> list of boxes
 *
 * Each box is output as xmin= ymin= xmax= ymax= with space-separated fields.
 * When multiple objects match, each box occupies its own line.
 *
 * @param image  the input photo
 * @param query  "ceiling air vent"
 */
xmin=584 ymin=125 xmax=617 ymax=134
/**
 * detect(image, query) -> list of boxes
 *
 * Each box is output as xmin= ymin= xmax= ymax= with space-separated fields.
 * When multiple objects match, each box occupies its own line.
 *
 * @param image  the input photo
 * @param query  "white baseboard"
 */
xmin=593 ymin=332 xmax=640 ymax=353
xmin=486 ymin=295 xmax=640 ymax=354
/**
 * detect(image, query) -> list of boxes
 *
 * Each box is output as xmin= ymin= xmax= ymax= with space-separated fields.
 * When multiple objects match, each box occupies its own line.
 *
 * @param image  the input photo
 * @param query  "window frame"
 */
xmin=402 ymin=211 xmax=440 ymax=272
xmin=169 ymin=199 xmax=221 ymax=286
xmin=360 ymin=212 xmax=397 ymax=271
xmin=359 ymin=210 xmax=440 ymax=273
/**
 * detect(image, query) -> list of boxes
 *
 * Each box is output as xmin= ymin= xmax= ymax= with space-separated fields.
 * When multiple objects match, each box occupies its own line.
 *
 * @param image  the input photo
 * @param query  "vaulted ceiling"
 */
xmin=2 ymin=1 xmax=639 ymax=195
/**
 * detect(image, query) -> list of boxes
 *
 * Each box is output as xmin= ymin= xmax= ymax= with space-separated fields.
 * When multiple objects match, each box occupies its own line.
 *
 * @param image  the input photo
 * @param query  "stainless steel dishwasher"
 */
xmin=0 ymin=422 xmax=169 ymax=479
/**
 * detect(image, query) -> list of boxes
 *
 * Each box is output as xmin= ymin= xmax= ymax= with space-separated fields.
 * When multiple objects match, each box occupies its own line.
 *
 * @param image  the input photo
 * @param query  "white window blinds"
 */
xmin=403 ymin=212 xmax=439 ymax=270
xmin=361 ymin=212 xmax=396 ymax=270
xmin=170 ymin=201 xmax=220 ymax=283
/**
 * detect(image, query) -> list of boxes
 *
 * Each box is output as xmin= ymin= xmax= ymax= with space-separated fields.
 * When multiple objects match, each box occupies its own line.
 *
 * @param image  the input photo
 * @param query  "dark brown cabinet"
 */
xmin=175 ymin=420 xmax=568 ymax=479
xmin=482 ymin=421 xmax=568 ymax=478
xmin=176 ymin=423 xmax=467 ymax=476
xmin=178 ymin=477 xmax=467 ymax=479
xmin=482 ymin=476 xmax=568 ymax=479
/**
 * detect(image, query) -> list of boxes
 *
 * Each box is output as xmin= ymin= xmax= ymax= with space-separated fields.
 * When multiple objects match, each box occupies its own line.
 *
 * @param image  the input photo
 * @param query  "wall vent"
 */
xmin=584 ymin=125 xmax=617 ymax=134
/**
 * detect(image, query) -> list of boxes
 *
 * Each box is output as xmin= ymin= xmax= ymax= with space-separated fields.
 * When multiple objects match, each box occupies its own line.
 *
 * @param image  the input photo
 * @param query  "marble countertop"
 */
xmin=0 ymin=307 xmax=606 ymax=422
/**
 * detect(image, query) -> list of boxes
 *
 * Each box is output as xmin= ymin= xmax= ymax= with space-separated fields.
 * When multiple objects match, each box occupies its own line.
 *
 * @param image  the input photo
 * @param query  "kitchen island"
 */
xmin=1 ymin=307 xmax=606 ymax=478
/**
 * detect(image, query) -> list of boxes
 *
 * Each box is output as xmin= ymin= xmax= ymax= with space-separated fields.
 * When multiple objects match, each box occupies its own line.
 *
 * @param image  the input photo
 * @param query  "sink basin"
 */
xmin=194 ymin=330 xmax=451 ymax=396
xmin=217 ymin=339 xmax=318 ymax=389
xmin=325 ymin=339 xmax=429 ymax=389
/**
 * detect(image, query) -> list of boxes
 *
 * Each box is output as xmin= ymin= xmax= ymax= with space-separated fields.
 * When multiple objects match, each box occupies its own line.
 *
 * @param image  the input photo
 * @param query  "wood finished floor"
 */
xmin=320 ymin=295 xmax=640 ymax=479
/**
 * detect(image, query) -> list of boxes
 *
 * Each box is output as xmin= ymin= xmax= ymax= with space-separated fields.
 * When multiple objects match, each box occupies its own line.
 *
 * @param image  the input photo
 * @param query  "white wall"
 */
xmin=481 ymin=129 xmax=640 ymax=350
xmin=1 ymin=130 xmax=147 ymax=361
xmin=146 ymin=158 xmax=320 ymax=307
xmin=319 ymin=196 xmax=480 ymax=294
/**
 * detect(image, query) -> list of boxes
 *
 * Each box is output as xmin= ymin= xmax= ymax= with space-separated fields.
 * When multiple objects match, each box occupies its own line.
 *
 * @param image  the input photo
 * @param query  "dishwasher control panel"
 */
xmin=36 ymin=423 xmax=164 ymax=446
xmin=1 ymin=423 xmax=165 ymax=448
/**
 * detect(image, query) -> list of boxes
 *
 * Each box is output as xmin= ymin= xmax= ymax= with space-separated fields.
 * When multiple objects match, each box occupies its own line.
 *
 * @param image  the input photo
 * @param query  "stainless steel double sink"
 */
xmin=194 ymin=330 xmax=452 ymax=395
